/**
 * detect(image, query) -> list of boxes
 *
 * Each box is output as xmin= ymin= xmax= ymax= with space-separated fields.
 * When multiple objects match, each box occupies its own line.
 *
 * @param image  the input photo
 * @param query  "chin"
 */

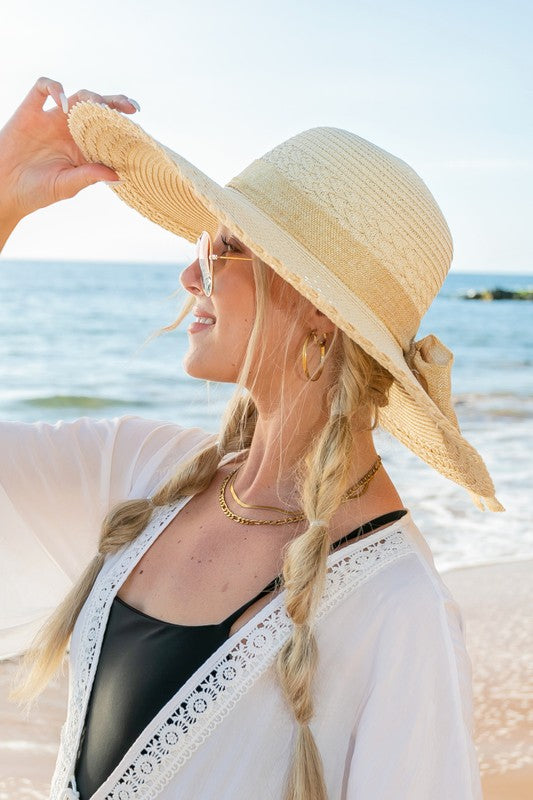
xmin=182 ymin=355 xmax=237 ymax=384
xmin=182 ymin=337 xmax=248 ymax=384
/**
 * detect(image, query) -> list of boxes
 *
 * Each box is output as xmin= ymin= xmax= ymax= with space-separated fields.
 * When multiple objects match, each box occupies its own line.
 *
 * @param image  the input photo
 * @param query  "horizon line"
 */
xmin=1 ymin=257 xmax=532 ymax=277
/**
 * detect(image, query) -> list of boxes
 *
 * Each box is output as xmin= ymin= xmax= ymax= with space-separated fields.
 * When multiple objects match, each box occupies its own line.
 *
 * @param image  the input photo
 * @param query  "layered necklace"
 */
xmin=218 ymin=456 xmax=382 ymax=526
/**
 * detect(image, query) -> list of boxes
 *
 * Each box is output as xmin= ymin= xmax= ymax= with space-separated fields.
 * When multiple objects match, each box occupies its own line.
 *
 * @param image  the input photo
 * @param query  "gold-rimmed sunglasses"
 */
xmin=195 ymin=231 xmax=253 ymax=296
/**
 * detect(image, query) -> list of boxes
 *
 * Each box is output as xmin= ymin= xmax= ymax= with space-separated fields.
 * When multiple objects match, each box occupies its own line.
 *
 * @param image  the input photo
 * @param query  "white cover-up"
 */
xmin=0 ymin=415 xmax=483 ymax=799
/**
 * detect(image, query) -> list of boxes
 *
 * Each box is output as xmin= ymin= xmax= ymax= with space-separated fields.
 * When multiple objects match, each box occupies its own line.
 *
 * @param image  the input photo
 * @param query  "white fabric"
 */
xmin=0 ymin=415 xmax=483 ymax=799
xmin=0 ymin=415 xmax=215 ymax=659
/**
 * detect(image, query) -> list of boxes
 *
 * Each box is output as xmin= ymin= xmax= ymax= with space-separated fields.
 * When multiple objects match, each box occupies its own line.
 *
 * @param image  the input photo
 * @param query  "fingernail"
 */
xmin=59 ymin=91 xmax=68 ymax=114
xmin=127 ymin=98 xmax=141 ymax=112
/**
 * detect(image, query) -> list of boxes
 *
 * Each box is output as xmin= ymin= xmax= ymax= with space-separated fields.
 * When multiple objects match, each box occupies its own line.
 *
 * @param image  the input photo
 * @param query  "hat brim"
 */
xmin=67 ymin=102 xmax=503 ymax=510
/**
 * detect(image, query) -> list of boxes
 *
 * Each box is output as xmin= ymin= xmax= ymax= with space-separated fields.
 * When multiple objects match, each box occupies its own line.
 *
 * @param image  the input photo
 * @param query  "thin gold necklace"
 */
xmin=218 ymin=456 xmax=382 ymax=526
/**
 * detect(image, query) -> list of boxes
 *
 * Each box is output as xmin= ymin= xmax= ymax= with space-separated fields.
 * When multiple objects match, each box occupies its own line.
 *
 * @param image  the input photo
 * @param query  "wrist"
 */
xmin=0 ymin=213 xmax=20 ymax=253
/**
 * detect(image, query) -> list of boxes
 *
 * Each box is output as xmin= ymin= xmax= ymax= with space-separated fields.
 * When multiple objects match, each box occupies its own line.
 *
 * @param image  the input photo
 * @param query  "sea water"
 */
xmin=0 ymin=260 xmax=531 ymax=572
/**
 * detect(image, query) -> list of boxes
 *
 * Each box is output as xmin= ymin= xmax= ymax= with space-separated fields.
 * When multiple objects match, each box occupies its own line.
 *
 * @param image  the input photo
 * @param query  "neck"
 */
xmin=230 ymin=401 xmax=378 ymax=511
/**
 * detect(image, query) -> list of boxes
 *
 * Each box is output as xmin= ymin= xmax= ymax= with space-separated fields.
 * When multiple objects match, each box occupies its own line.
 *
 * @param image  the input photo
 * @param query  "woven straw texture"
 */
xmin=67 ymin=102 xmax=504 ymax=512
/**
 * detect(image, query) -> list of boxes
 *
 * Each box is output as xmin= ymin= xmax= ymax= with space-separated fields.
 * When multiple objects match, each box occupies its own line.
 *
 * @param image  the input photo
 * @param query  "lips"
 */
xmin=188 ymin=319 xmax=216 ymax=334
xmin=192 ymin=307 xmax=216 ymax=321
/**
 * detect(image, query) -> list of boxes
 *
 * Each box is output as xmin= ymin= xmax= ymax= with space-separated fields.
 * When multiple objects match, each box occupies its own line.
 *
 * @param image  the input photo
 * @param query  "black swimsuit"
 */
xmin=74 ymin=509 xmax=407 ymax=798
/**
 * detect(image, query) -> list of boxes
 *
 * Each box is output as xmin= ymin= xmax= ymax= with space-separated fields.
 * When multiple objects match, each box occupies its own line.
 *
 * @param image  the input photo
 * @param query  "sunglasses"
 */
xmin=195 ymin=231 xmax=253 ymax=296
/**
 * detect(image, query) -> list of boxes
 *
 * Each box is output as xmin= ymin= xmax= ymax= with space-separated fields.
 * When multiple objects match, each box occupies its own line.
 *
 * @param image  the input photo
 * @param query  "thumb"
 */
xmin=57 ymin=163 xmax=121 ymax=199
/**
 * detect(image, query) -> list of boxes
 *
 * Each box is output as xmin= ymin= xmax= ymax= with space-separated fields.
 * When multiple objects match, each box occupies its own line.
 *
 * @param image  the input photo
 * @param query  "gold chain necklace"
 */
xmin=218 ymin=456 xmax=382 ymax=525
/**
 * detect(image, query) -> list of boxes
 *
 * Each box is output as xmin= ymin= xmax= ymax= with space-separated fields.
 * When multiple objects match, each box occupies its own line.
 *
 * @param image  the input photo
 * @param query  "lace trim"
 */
xmin=51 ymin=504 xmax=413 ymax=800
xmin=50 ymin=501 xmax=184 ymax=800
xmin=102 ymin=529 xmax=413 ymax=799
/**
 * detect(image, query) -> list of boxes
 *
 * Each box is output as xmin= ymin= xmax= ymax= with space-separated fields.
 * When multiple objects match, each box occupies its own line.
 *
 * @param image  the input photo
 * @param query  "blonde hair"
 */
xmin=11 ymin=250 xmax=393 ymax=799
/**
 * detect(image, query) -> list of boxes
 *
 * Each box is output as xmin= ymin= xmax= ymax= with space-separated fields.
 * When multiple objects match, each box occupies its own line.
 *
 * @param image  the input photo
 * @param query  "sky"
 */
xmin=0 ymin=0 xmax=531 ymax=273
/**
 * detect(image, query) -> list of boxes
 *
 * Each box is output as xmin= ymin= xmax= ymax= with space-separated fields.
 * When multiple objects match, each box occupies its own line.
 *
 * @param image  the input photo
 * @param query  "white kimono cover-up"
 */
xmin=0 ymin=415 xmax=483 ymax=799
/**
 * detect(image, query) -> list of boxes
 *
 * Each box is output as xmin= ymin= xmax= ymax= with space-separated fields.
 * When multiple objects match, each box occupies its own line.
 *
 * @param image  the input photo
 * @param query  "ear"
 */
xmin=308 ymin=305 xmax=337 ymax=335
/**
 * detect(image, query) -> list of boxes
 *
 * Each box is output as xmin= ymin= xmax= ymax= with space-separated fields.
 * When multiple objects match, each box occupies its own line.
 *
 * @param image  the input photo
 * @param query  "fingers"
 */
xmin=57 ymin=163 xmax=122 ymax=201
xmin=31 ymin=76 xmax=69 ymax=113
xmin=28 ymin=77 xmax=141 ymax=116
xmin=67 ymin=89 xmax=141 ymax=114
xmin=100 ymin=94 xmax=141 ymax=113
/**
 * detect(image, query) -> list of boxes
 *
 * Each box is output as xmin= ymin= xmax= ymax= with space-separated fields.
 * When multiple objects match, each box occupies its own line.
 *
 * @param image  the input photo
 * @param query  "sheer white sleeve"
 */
xmin=344 ymin=570 xmax=483 ymax=799
xmin=0 ymin=415 xmax=215 ymax=658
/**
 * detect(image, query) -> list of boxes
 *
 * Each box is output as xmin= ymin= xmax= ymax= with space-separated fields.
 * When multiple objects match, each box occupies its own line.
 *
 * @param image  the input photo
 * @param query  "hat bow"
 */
xmin=404 ymin=333 xmax=459 ymax=430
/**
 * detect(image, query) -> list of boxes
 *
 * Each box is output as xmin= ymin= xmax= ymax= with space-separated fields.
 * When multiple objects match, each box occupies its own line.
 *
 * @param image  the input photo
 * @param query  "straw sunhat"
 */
xmin=67 ymin=101 xmax=504 ymax=512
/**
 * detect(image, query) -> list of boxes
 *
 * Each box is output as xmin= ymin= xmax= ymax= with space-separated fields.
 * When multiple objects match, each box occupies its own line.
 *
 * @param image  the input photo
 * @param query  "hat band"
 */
xmin=227 ymin=160 xmax=420 ymax=349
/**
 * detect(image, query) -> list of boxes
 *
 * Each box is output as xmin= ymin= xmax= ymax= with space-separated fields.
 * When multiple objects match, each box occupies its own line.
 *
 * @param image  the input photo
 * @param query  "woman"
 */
xmin=1 ymin=77 xmax=503 ymax=800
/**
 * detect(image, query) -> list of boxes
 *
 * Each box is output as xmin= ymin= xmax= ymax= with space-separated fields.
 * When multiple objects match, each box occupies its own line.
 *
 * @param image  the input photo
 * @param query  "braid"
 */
xmin=276 ymin=332 xmax=393 ymax=800
xmin=10 ymin=393 xmax=259 ymax=709
xmin=276 ymin=417 xmax=356 ymax=799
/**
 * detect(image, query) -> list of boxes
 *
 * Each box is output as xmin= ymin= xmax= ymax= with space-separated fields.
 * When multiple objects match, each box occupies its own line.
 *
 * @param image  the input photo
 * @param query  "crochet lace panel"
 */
xmin=50 ymin=502 xmax=413 ymax=800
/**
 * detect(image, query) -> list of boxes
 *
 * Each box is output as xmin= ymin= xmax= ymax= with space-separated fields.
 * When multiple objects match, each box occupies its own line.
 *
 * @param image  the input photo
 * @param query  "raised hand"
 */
xmin=0 ymin=76 xmax=140 ymax=229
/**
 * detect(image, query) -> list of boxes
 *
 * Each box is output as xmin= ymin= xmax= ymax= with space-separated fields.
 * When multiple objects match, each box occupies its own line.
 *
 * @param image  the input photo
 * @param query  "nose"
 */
xmin=180 ymin=256 xmax=204 ymax=296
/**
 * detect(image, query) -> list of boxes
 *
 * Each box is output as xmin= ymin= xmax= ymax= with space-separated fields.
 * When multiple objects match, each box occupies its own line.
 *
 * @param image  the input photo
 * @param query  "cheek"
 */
xmin=213 ymin=306 xmax=254 ymax=346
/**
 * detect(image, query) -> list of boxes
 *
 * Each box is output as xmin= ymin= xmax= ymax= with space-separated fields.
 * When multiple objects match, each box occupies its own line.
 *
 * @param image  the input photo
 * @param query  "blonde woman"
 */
xmin=1 ymin=77 xmax=503 ymax=800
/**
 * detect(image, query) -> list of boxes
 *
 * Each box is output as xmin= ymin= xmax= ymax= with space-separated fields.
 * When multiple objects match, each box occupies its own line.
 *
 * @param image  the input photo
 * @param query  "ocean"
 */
xmin=0 ymin=261 xmax=531 ymax=572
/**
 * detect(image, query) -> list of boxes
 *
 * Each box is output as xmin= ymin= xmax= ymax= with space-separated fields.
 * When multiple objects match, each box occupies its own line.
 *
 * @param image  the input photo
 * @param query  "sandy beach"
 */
xmin=1 ymin=558 xmax=531 ymax=800
xmin=442 ymin=558 xmax=533 ymax=799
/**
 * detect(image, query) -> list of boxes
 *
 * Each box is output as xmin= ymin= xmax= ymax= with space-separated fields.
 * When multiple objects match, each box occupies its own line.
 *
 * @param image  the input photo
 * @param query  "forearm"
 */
xmin=0 ymin=217 xmax=18 ymax=253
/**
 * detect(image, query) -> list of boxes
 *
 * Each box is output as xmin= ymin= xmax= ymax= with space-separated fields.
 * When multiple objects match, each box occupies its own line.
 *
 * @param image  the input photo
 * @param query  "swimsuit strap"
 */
xmin=221 ymin=509 xmax=407 ymax=628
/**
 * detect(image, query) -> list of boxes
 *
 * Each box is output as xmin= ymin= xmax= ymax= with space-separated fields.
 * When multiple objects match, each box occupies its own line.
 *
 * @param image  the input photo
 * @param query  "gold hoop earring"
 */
xmin=302 ymin=330 xmax=328 ymax=381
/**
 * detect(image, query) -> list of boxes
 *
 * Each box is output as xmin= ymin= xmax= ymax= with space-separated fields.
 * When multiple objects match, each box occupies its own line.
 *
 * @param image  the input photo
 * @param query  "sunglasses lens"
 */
xmin=197 ymin=232 xmax=212 ymax=296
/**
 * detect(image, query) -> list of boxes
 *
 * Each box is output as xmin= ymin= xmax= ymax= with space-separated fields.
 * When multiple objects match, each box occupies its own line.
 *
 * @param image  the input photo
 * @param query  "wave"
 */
xmin=453 ymin=392 xmax=533 ymax=419
xmin=22 ymin=395 xmax=151 ymax=410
